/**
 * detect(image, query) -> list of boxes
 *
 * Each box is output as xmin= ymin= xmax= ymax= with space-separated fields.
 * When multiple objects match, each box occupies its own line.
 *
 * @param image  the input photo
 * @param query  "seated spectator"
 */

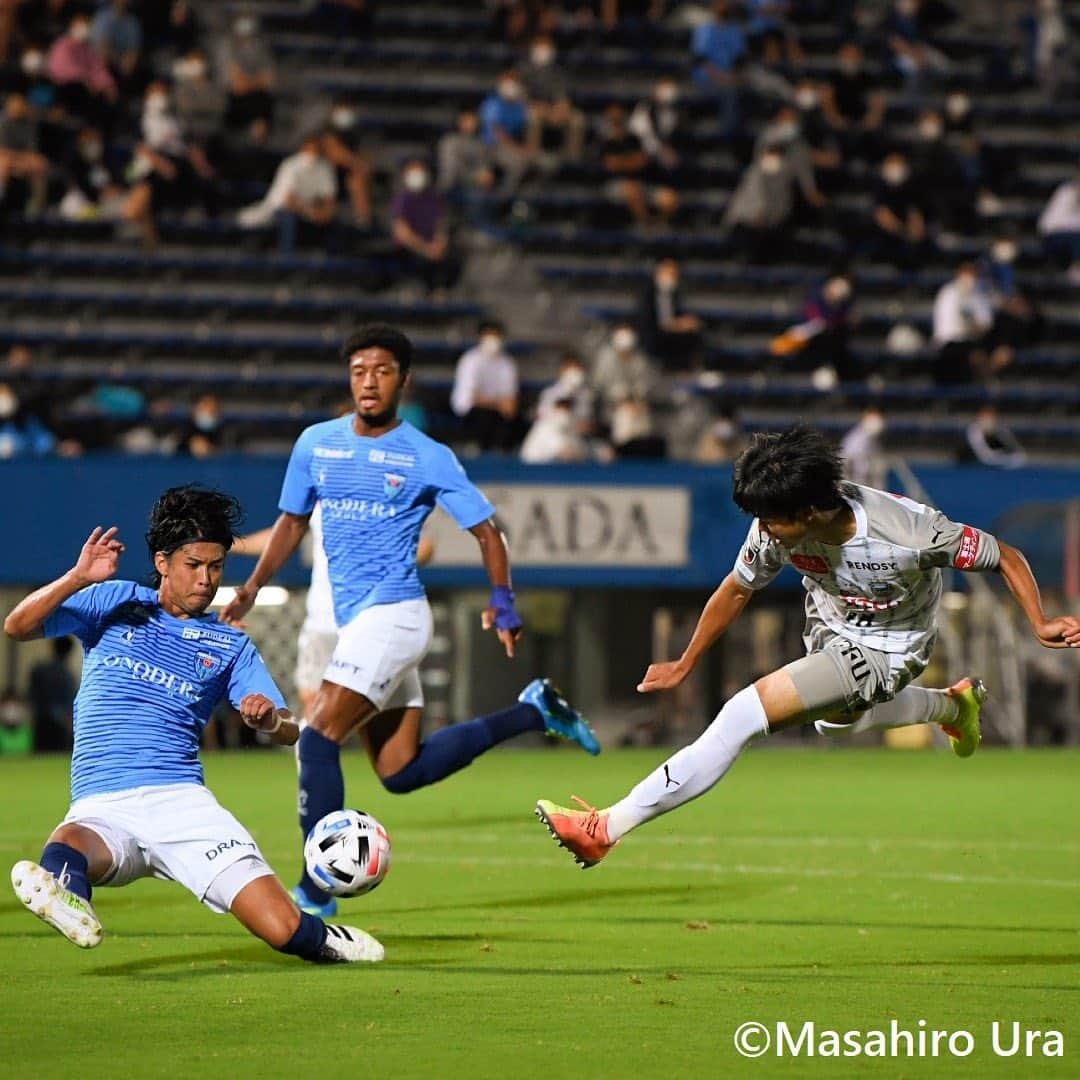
xmin=46 ymin=11 xmax=118 ymax=134
xmin=318 ymin=97 xmax=372 ymax=227
xmin=638 ymin=258 xmax=702 ymax=370
xmin=89 ymin=0 xmax=143 ymax=95
xmin=908 ymin=107 xmax=975 ymax=235
xmin=597 ymin=104 xmax=679 ymax=229
xmin=868 ymin=152 xmax=928 ymax=271
xmin=1038 ymin=173 xmax=1080 ymax=280
xmin=791 ymin=79 xmax=842 ymax=188
xmin=754 ymin=104 xmax=825 ymax=216
xmin=534 ymin=351 xmax=594 ymax=435
xmin=932 ymin=262 xmax=1012 ymax=384
xmin=479 ymin=70 xmax=535 ymax=197
xmin=882 ymin=0 xmax=951 ymax=94
xmin=770 ymin=270 xmax=857 ymax=380
xmin=438 ymin=109 xmax=495 ymax=224
xmin=238 ymin=133 xmax=338 ymax=254
xmin=178 ymin=393 xmax=226 ymax=458
xmin=821 ymin=42 xmax=885 ymax=164
xmin=742 ymin=20 xmax=798 ymax=110
xmin=981 ymin=234 xmax=1043 ymax=350
xmin=691 ymin=0 xmax=747 ymax=137
xmin=0 ymin=381 xmax=57 ymax=458
xmin=221 ymin=14 xmax=275 ymax=141
xmin=0 ymin=92 xmax=49 ymax=216
xmin=723 ymin=146 xmax=799 ymax=262
xmin=391 ymin=157 xmax=461 ymax=295
xmin=520 ymin=400 xmax=588 ymax=463
xmin=961 ymin=404 xmax=1026 ymax=468
xmin=450 ymin=321 xmax=522 ymax=452
xmin=695 ymin=404 xmax=744 ymax=463
xmin=173 ymin=48 xmax=227 ymax=174
xmin=141 ymin=0 xmax=201 ymax=58
xmin=592 ymin=322 xmax=656 ymax=430
xmin=521 ymin=34 xmax=585 ymax=165
xmin=629 ymin=77 xmax=684 ymax=173
xmin=841 ymin=406 xmax=888 ymax=486
xmin=60 ymin=125 xmax=124 ymax=220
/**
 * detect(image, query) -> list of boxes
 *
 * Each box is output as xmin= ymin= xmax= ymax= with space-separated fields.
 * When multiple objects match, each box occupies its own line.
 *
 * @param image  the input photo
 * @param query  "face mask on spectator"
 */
xmin=332 ymin=107 xmax=357 ymax=130
xmin=656 ymin=83 xmax=679 ymax=105
xmin=825 ymin=277 xmax=852 ymax=304
xmin=404 ymin=167 xmax=429 ymax=192
xmin=612 ymin=328 xmax=638 ymax=352
xmin=530 ymin=44 xmax=555 ymax=67
xmin=499 ymin=80 xmax=523 ymax=101
xmin=992 ymin=241 xmax=1017 ymax=263
xmin=839 ymin=56 xmax=860 ymax=74
xmin=956 ymin=273 xmax=977 ymax=295
xmin=193 ymin=410 xmax=218 ymax=432
xmin=946 ymin=92 xmax=970 ymax=121
xmin=770 ymin=120 xmax=799 ymax=143
xmin=235 ymin=16 xmax=257 ymax=37
xmin=558 ymin=367 xmax=585 ymax=393
xmin=174 ymin=57 xmax=206 ymax=81
xmin=480 ymin=334 xmax=503 ymax=355
xmin=70 ymin=20 xmax=90 ymax=42
xmin=883 ymin=162 xmax=908 ymax=185
xmin=21 ymin=50 xmax=44 ymax=76
xmin=0 ymin=390 xmax=17 ymax=419
xmin=795 ymin=87 xmax=819 ymax=110
xmin=80 ymin=138 xmax=103 ymax=161
xmin=146 ymin=91 xmax=170 ymax=113
xmin=918 ymin=117 xmax=943 ymax=140
xmin=760 ymin=153 xmax=784 ymax=175
xmin=862 ymin=412 xmax=886 ymax=437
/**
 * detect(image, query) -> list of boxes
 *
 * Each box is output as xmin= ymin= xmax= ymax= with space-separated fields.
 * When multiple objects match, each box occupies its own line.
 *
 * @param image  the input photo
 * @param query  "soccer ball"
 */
xmin=304 ymin=809 xmax=391 ymax=897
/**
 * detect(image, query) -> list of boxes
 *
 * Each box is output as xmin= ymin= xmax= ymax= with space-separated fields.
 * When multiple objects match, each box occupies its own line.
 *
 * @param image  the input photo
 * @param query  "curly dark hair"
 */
xmin=732 ymin=426 xmax=845 ymax=521
xmin=339 ymin=323 xmax=414 ymax=376
xmin=145 ymin=485 xmax=244 ymax=585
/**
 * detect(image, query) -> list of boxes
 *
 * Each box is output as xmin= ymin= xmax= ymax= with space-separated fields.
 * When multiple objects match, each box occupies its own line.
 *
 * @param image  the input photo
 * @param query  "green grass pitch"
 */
xmin=1 ymin=748 xmax=1077 ymax=1079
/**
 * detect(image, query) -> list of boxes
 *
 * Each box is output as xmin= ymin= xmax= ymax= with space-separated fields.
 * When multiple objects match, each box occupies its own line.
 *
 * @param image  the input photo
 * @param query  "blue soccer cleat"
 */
xmin=290 ymin=883 xmax=337 ymax=918
xmin=519 ymin=678 xmax=600 ymax=756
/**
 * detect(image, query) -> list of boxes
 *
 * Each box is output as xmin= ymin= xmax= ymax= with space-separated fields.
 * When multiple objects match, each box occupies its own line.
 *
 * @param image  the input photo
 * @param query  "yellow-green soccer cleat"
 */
xmin=941 ymin=677 xmax=987 ymax=758
xmin=11 ymin=860 xmax=103 ymax=948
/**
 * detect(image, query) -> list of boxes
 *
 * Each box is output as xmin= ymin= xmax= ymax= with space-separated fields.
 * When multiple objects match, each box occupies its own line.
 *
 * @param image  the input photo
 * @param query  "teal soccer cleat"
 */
xmin=290 ymin=884 xmax=338 ymax=918
xmin=519 ymin=678 xmax=600 ymax=756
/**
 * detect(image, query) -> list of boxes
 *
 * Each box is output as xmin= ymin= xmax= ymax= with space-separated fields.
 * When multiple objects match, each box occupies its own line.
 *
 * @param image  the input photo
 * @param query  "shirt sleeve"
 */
xmin=42 ymin=580 xmax=135 ymax=644
xmin=431 ymin=445 xmax=496 ymax=530
xmin=228 ymin=638 xmax=286 ymax=710
xmin=916 ymin=509 xmax=1001 ymax=572
xmin=731 ymin=520 xmax=786 ymax=590
xmin=278 ymin=426 xmax=318 ymax=515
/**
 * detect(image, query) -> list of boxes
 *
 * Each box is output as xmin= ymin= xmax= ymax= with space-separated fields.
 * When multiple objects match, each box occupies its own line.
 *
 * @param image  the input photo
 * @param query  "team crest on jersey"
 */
xmin=194 ymin=651 xmax=223 ymax=679
xmin=383 ymin=472 xmax=406 ymax=500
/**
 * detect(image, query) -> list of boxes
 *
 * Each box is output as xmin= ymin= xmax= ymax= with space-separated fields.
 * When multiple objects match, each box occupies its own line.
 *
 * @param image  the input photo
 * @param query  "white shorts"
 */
xmin=324 ymin=597 xmax=432 ymax=712
xmin=294 ymin=624 xmax=339 ymax=694
xmin=62 ymin=783 xmax=274 ymax=914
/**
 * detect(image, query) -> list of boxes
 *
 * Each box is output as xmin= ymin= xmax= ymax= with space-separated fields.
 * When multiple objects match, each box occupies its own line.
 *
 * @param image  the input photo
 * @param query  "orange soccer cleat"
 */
xmin=534 ymin=795 xmax=616 ymax=869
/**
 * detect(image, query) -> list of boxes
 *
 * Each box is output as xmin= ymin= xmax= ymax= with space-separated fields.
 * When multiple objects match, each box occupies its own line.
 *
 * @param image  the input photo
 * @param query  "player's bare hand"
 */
xmin=220 ymin=584 xmax=257 ymax=628
xmin=481 ymin=607 xmax=522 ymax=658
xmin=1035 ymin=616 xmax=1080 ymax=649
xmin=637 ymin=659 xmax=690 ymax=693
xmin=72 ymin=526 xmax=123 ymax=585
xmin=237 ymin=694 xmax=277 ymax=730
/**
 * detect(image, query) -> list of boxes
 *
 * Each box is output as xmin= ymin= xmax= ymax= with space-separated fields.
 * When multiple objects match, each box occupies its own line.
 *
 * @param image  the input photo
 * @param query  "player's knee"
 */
xmin=378 ymin=760 xmax=422 ymax=795
xmin=262 ymin=904 xmax=301 ymax=950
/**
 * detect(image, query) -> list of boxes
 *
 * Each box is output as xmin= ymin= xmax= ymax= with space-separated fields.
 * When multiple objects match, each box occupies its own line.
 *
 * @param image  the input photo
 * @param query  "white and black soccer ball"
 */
xmin=304 ymin=809 xmax=391 ymax=897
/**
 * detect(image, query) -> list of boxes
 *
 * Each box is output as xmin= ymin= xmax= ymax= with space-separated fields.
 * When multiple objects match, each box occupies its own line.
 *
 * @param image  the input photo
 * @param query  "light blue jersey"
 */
xmin=43 ymin=580 xmax=285 ymax=802
xmin=279 ymin=417 xmax=495 ymax=626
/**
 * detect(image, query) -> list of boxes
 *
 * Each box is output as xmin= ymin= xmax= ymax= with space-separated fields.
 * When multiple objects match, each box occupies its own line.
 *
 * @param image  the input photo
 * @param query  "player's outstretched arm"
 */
xmin=996 ymin=541 xmax=1080 ymax=649
xmin=237 ymin=695 xmax=300 ymax=746
xmin=470 ymin=518 xmax=522 ymax=658
xmin=3 ymin=526 xmax=123 ymax=641
xmin=230 ymin=526 xmax=275 ymax=558
xmin=220 ymin=512 xmax=309 ymax=627
xmin=638 ymin=572 xmax=754 ymax=693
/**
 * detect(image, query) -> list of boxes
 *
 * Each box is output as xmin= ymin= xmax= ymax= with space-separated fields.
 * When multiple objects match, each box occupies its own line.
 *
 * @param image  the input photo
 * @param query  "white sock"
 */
xmin=605 ymin=685 xmax=769 ymax=842
xmin=815 ymin=686 xmax=957 ymax=737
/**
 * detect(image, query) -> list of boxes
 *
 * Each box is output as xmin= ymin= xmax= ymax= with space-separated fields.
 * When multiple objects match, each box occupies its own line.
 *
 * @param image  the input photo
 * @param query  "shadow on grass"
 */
xmin=89 ymin=944 xmax=292 ymax=977
xmin=607 ymin=915 xmax=1080 ymax=935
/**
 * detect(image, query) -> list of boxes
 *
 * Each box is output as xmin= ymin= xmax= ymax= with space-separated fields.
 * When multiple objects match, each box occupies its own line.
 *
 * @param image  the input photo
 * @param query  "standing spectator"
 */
xmin=723 ymin=146 xmax=799 ymax=262
xmin=237 ymin=133 xmax=338 ymax=253
xmin=221 ymin=13 xmax=276 ymax=141
xmin=521 ymin=33 xmax=586 ymax=165
xmin=46 ymin=11 xmax=117 ymax=133
xmin=0 ymin=92 xmax=49 ymax=216
xmin=932 ymin=262 xmax=1011 ymax=384
xmin=1038 ymin=173 xmax=1080 ymax=279
xmin=438 ymin=109 xmax=495 ymax=223
xmin=841 ymin=406 xmax=888 ymax=486
xmin=597 ymin=104 xmax=679 ymax=229
xmin=869 ymin=151 xmax=927 ymax=271
xmin=962 ymin=405 xmax=1026 ymax=468
xmin=391 ymin=157 xmax=460 ymax=295
xmin=691 ymin=0 xmax=747 ymax=137
xmin=28 ymin=636 xmax=77 ymax=752
xmin=629 ymin=77 xmax=684 ymax=173
xmin=638 ymin=258 xmax=702 ymax=370
xmin=451 ymin=320 xmax=522 ymax=452
xmin=479 ymin=69 xmax=534 ymax=197
xmin=821 ymin=41 xmax=885 ymax=164
xmin=89 ymin=0 xmax=142 ymax=96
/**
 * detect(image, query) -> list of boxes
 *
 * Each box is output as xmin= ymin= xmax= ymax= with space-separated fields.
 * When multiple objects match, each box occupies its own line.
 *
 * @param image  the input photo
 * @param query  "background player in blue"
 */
xmin=4 ymin=486 xmax=382 ymax=963
xmin=221 ymin=324 xmax=599 ymax=915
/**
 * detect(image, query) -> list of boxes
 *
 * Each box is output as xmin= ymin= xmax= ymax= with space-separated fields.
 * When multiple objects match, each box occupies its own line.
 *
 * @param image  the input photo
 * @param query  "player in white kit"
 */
xmin=536 ymin=426 xmax=1080 ymax=867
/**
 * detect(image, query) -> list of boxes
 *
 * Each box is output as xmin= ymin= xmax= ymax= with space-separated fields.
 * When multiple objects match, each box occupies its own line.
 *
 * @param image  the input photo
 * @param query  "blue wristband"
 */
xmin=489 ymin=586 xmax=521 ymax=631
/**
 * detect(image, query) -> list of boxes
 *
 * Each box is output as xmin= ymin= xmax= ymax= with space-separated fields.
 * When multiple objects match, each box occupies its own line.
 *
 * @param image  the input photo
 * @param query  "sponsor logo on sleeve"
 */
xmin=954 ymin=526 xmax=981 ymax=570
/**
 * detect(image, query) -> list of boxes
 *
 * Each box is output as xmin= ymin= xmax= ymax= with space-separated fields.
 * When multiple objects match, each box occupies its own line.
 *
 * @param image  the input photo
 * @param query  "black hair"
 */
xmin=145 ymin=485 xmax=244 ymax=586
xmin=732 ymin=426 xmax=845 ymax=520
xmin=478 ymin=319 xmax=505 ymax=337
xmin=340 ymin=323 xmax=414 ymax=376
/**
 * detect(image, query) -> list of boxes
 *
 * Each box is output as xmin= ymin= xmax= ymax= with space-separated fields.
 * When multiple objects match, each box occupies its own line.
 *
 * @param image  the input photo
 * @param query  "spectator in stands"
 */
xmin=60 ymin=124 xmax=124 ymax=220
xmin=882 ymin=0 xmax=951 ymax=94
xmin=438 ymin=109 xmax=495 ymax=224
xmin=179 ymin=393 xmax=225 ymax=458
xmin=221 ymin=13 xmax=275 ymax=141
xmin=723 ymin=145 xmax=799 ymax=262
xmin=841 ymin=406 xmax=888 ymax=486
xmin=321 ymin=97 xmax=373 ymax=227
xmin=391 ymin=156 xmax=460 ymax=295
xmin=770 ymin=270 xmax=857 ymax=381
xmin=638 ymin=258 xmax=702 ymax=370
xmin=521 ymin=33 xmax=585 ymax=165
xmin=932 ymin=261 xmax=1012 ymax=384
xmin=479 ymin=69 xmax=535 ymax=197
xmin=238 ymin=133 xmax=338 ymax=254
xmin=821 ymin=41 xmax=885 ymax=164
xmin=315 ymin=0 xmax=378 ymax=38
xmin=982 ymin=234 xmax=1042 ymax=350
xmin=13 ymin=0 xmax=84 ymax=48
xmin=0 ymin=381 xmax=57 ymax=458
xmin=172 ymin=48 xmax=232 ymax=189
xmin=908 ymin=107 xmax=975 ymax=236
xmin=0 ymin=92 xmax=49 ymax=216
xmin=1038 ymin=173 xmax=1080 ymax=280
xmin=691 ymin=0 xmax=747 ymax=137
xmin=46 ymin=11 xmax=117 ymax=133
xmin=534 ymin=350 xmax=594 ymax=436
xmin=597 ymin=103 xmax=679 ymax=229
xmin=592 ymin=321 xmax=656 ymax=429
xmin=869 ymin=151 xmax=927 ymax=271
xmin=694 ymin=404 xmax=744 ymax=463
xmin=28 ymin=636 xmax=77 ymax=752
xmin=141 ymin=0 xmax=201 ymax=59
xmin=791 ymin=78 xmax=841 ymax=190
xmin=1022 ymin=0 xmax=1069 ymax=95
xmin=754 ymin=103 xmax=825 ymax=217
xmin=451 ymin=320 xmax=522 ymax=452
xmin=962 ymin=404 xmax=1026 ymax=468
xmin=489 ymin=0 xmax=557 ymax=47
xmin=520 ymin=400 xmax=588 ymax=463
xmin=629 ymin=77 xmax=684 ymax=173
xmin=89 ymin=0 xmax=142 ymax=96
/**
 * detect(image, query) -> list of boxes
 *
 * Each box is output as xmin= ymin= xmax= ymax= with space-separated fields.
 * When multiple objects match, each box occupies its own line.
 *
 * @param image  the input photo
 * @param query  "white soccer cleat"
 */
xmin=315 ymin=923 xmax=385 ymax=964
xmin=11 ymin=860 xmax=103 ymax=949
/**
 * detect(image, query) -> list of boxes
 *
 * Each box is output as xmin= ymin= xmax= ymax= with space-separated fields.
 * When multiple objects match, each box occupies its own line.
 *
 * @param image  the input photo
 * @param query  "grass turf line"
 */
xmin=0 ymin=749 xmax=1077 ymax=1079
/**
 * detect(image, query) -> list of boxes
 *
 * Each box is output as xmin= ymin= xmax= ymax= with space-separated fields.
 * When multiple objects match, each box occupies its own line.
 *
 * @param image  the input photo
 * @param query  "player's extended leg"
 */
xmin=10 ymin=823 xmax=111 ymax=947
